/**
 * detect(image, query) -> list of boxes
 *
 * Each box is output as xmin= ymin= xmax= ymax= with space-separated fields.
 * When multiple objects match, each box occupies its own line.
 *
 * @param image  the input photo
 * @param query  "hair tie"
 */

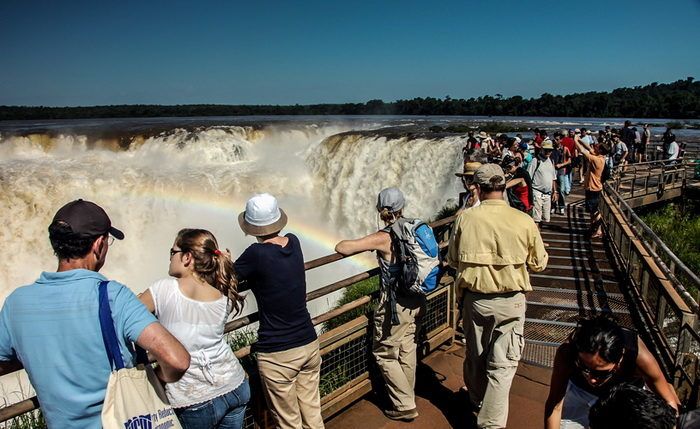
xmin=214 ymin=249 xmax=222 ymax=256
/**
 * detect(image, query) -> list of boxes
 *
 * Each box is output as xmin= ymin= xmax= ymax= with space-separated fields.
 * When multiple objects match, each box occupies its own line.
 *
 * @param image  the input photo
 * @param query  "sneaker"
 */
xmin=384 ymin=408 xmax=419 ymax=421
xmin=558 ymin=208 xmax=565 ymax=215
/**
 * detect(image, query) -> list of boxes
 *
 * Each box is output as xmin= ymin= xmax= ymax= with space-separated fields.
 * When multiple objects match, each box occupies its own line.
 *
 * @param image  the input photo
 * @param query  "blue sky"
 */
xmin=1 ymin=0 xmax=698 ymax=106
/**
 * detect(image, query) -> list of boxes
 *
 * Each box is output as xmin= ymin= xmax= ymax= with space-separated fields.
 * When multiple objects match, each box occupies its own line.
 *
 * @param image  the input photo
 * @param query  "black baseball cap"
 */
xmin=51 ymin=199 xmax=124 ymax=240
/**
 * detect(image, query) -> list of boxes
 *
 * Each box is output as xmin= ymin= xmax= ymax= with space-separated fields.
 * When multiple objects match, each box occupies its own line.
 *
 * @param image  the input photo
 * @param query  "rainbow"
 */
xmin=107 ymin=185 xmax=376 ymax=271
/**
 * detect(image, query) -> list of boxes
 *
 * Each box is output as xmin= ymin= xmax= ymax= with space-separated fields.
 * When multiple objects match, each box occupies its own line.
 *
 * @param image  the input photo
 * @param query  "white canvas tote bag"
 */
xmin=98 ymin=280 xmax=182 ymax=429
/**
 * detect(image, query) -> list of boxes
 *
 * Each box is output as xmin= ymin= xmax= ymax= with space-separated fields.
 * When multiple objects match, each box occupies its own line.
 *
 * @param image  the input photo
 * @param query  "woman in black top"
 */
xmin=544 ymin=316 xmax=679 ymax=429
xmin=234 ymin=193 xmax=324 ymax=429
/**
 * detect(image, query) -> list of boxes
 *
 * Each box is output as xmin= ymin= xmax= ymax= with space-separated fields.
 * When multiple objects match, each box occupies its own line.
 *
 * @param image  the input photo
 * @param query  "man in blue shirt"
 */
xmin=0 ymin=199 xmax=190 ymax=428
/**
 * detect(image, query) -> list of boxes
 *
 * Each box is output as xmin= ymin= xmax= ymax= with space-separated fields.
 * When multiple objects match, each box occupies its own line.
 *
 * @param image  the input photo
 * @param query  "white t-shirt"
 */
xmin=667 ymin=141 xmax=679 ymax=160
xmin=149 ymin=278 xmax=246 ymax=408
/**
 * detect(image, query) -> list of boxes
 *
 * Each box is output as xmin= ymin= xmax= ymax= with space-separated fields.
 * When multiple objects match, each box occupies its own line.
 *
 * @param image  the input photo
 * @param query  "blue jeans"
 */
xmin=175 ymin=379 xmax=251 ymax=429
xmin=560 ymin=172 xmax=572 ymax=195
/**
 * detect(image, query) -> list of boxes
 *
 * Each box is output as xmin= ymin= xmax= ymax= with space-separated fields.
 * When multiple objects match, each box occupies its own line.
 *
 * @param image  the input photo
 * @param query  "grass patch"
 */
xmin=431 ymin=203 xmax=460 ymax=223
xmin=3 ymin=411 xmax=45 ymax=429
xmin=226 ymin=327 xmax=258 ymax=352
xmin=323 ymin=276 xmax=380 ymax=332
xmin=319 ymin=365 xmax=352 ymax=397
xmin=640 ymin=201 xmax=700 ymax=297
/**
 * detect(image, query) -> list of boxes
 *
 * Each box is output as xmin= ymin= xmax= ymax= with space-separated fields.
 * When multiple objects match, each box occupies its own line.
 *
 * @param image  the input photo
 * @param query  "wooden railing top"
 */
xmin=606 ymin=161 xmax=700 ymax=314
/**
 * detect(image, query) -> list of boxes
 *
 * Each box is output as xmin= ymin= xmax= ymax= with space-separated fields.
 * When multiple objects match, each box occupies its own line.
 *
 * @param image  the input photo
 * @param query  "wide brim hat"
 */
xmin=477 ymin=131 xmax=488 ymax=139
xmin=455 ymin=161 xmax=482 ymax=177
xmin=541 ymin=140 xmax=554 ymax=150
xmin=238 ymin=193 xmax=288 ymax=237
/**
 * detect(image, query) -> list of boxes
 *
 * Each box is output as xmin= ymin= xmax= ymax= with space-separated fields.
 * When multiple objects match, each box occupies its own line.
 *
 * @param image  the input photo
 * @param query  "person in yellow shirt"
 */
xmin=448 ymin=163 xmax=548 ymax=429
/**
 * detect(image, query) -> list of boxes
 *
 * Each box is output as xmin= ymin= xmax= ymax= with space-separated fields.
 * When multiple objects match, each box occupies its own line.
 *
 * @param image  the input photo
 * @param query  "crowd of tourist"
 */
xmin=460 ymin=124 xmax=683 ymax=239
xmin=0 ymin=122 xmax=690 ymax=429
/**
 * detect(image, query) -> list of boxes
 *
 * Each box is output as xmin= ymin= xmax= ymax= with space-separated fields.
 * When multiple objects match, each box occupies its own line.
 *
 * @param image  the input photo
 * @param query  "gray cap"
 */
xmin=474 ymin=164 xmax=506 ymax=186
xmin=376 ymin=187 xmax=405 ymax=212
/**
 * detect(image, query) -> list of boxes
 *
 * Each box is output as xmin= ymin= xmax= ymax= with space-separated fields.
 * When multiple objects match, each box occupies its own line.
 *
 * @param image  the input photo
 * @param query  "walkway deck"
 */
xmin=327 ymin=184 xmax=631 ymax=428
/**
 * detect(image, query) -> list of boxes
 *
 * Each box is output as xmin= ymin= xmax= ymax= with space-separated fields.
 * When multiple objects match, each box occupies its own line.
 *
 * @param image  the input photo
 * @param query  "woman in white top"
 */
xmin=140 ymin=228 xmax=248 ymax=429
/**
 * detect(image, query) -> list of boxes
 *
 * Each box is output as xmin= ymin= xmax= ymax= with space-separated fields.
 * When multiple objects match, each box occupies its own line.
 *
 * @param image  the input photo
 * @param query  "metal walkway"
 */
xmin=522 ymin=188 xmax=631 ymax=368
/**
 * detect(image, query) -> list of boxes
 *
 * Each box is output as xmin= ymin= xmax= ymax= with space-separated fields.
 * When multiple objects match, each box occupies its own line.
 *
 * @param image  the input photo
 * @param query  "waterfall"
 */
xmin=0 ymin=121 xmax=464 ymax=304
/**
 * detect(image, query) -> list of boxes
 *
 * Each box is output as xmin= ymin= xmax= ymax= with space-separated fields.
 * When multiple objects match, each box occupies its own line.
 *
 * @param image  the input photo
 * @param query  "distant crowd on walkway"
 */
xmin=0 ymin=122 xmax=692 ymax=429
xmin=457 ymin=123 xmax=683 ymax=240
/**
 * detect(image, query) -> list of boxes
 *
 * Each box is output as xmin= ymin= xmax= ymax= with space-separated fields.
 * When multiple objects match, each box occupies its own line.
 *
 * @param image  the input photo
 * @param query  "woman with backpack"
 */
xmin=335 ymin=187 xmax=427 ymax=422
xmin=139 ymin=228 xmax=249 ymax=429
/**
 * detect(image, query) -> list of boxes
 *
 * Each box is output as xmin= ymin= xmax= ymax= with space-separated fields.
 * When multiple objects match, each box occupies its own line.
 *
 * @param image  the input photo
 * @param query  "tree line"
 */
xmin=1 ymin=78 xmax=698 ymax=121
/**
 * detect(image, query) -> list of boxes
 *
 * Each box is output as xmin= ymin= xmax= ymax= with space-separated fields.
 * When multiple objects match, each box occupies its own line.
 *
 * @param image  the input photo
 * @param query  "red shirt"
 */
xmin=512 ymin=184 xmax=532 ymax=211
xmin=561 ymin=137 xmax=576 ymax=157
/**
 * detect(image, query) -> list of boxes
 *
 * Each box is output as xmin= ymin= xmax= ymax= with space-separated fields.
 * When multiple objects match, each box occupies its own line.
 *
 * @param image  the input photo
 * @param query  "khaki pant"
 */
xmin=462 ymin=291 xmax=526 ymax=429
xmin=373 ymin=290 xmax=424 ymax=411
xmin=532 ymin=189 xmax=552 ymax=223
xmin=257 ymin=340 xmax=325 ymax=429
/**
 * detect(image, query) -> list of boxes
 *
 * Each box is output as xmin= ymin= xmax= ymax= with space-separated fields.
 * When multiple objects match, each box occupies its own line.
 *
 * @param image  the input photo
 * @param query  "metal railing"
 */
xmin=0 ymin=216 xmax=459 ymax=428
xmin=601 ymin=159 xmax=700 ymax=408
xmin=611 ymin=159 xmax=688 ymax=206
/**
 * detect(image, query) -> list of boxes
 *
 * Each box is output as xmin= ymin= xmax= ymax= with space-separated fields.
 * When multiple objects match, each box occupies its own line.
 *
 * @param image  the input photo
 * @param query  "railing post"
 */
xmin=657 ymin=296 xmax=668 ymax=329
xmin=641 ymin=269 xmax=650 ymax=300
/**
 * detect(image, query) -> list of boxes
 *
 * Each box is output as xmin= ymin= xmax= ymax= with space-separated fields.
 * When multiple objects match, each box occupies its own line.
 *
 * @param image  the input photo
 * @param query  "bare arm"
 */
xmin=506 ymin=177 xmax=526 ymax=189
xmin=137 ymin=289 xmax=155 ymax=313
xmin=556 ymin=148 xmax=571 ymax=169
xmin=136 ymin=323 xmax=190 ymax=383
xmin=574 ymin=135 xmax=591 ymax=157
xmin=545 ymin=345 xmax=573 ymax=429
xmin=335 ymin=231 xmax=391 ymax=260
xmin=636 ymin=339 xmax=680 ymax=411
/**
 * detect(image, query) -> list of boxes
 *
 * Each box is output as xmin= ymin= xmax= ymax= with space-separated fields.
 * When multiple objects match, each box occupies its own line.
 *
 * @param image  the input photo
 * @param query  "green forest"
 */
xmin=1 ymin=77 xmax=698 ymax=120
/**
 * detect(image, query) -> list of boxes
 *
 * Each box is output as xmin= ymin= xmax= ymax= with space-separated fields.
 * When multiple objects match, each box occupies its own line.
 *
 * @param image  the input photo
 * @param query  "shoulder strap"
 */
xmin=531 ymin=157 xmax=543 ymax=177
xmin=98 ymin=280 xmax=125 ymax=370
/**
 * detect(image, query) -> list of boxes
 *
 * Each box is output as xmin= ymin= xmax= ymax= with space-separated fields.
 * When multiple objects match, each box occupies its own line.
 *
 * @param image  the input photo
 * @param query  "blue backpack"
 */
xmin=389 ymin=218 xmax=440 ymax=296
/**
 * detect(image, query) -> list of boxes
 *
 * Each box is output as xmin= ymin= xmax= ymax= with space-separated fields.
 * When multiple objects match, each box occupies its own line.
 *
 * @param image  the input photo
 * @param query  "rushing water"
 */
xmin=2 ymin=115 xmax=699 ymax=306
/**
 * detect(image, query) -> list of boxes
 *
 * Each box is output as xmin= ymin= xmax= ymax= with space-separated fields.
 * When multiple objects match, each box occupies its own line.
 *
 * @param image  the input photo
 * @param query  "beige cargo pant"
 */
xmin=257 ymin=339 xmax=325 ymax=429
xmin=462 ymin=290 xmax=526 ymax=429
xmin=373 ymin=290 xmax=424 ymax=412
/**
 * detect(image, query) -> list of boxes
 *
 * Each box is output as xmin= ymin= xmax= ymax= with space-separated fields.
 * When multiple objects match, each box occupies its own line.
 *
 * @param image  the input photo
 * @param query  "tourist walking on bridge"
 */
xmin=447 ymin=164 xmax=548 ymax=429
xmin=139 ymin=229 xmax=249 ymax=429
xmin=234 ymin=193 xmax=324 ymax=429
xmin=335 ymin=187 xmax=425 ymax=422
xmin=528 ymin=139 xmax=558 ymax=227
xmin=0 ymin=199 xmax=190 ymax=428
xmin=574 ymin=135 xmax=609 ymax=238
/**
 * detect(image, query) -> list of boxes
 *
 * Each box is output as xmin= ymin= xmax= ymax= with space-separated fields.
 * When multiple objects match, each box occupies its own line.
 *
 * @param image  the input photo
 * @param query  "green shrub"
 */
xmin=4 ymin=410 xmax=46 ymax=429
xmin=319 ymin=365 xmax=351 ymax=397
xmin=323 ymin=276 xmax=380 ymax=332
xmin=226 ymin=327 xmax=258 ymax=352
xmin=431 ymin=204 xmax=460 ymax=222
xmin=640 ymin=201 xmax=700 ymax=297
